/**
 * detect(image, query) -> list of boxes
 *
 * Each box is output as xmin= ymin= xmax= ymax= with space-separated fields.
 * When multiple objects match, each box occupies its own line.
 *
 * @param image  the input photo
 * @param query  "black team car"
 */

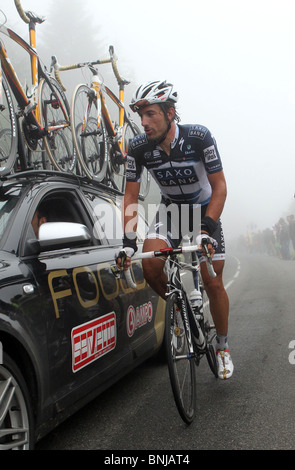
xmin=0 ymin=171 xmax=165 ymax=450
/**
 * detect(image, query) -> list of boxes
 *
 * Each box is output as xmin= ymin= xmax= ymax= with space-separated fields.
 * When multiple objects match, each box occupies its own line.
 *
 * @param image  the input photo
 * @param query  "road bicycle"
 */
xmin=122 ymin=240 xmax=218 ymax=424
xmin=52 ymin=47 xmax=151 ymax=199
xmin=0 ymin=0 xmax=74 ymax=175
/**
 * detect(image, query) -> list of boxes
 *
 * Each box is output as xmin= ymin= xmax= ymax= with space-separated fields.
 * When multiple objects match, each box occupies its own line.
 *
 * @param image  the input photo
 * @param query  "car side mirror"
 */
xmin=24 ymin=222 xmax=91 ymax=256
xmin=38 ymin=222 xmax=91 ymax=250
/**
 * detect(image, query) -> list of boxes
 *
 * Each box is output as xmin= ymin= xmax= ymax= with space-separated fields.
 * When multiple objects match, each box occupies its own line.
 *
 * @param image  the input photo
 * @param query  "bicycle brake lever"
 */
xmin=202 ymin=243 xmax=217 ymax=278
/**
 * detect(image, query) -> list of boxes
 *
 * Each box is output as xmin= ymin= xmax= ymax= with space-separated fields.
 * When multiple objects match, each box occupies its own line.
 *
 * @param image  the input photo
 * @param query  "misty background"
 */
xmin=2 ymin=0 xmax=295 ymax=244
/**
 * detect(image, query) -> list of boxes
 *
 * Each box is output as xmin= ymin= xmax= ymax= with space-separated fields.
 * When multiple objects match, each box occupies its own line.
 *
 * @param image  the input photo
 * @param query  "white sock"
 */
xmin=216 ymin=334 xmax=228 ymax=351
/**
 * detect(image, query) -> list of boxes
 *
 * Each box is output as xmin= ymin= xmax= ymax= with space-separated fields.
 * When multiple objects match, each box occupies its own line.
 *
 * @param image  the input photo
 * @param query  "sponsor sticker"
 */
xmin=130 ymin=134 xmax=148 ymax=149
xmin=153 ymin=166 xmax=198 ymax=186
xmin=188 ymin=125 xmax=208 ymax=140
xmin=126 ymin=156 xmax=136 ymax=170
xmin=72 ymin=312 xmax=116 ymax=372
xmin=203 ymin=145 xmax=218 ymax=163
xmin=127 ymin=302 xmax=153 ymax=337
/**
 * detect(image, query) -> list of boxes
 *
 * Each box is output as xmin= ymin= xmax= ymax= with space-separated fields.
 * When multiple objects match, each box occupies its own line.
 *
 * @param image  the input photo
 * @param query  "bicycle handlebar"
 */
xmin=51 ymin=45 xmax=129 ymax=92
xmin=14 ymin=0 xmax=30 ymax=23
xmin=14 ymin=0 xmax=45 ymax=25
xmin=122 ymin=243 xmax=217 ymax=290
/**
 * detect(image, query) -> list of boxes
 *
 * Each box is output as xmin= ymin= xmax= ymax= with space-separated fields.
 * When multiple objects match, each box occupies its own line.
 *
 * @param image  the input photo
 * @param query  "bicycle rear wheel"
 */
xmin=0 ymin=77 xmax=18 ymax=176
xmin=165 ymin=292 xmax=196 ymax=424
xmin=71 ymin=84 xmax=108 ymax=182
xmin=38 ymin=77 xmax=75 ymax=172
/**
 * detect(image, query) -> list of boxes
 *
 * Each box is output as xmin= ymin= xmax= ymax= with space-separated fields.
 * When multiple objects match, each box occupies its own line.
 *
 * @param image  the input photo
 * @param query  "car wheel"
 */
xmin=0 ymin=353 xmax=34 ymax=450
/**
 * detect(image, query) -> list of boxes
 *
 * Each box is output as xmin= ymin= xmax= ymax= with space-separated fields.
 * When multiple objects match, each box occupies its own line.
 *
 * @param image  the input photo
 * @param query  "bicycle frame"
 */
xmin=84 ymin=70 xmax=126 ymax=153
xmin=52 ymin=46 xmax=130 ymax=153
xmin=123 ymin=243 xmax=216 ymax=347
xmin=165 ymin=254 xmax=196 ymax=358
xmin=0 ymin=4 xmax=69 ymax=138
xmin=0 ymin=24 xmax=40 ymax=124
xmin=101 ymin=82 xmax=126 ymax=150
xmin=121 ymin=242 xmax=217 ymax=423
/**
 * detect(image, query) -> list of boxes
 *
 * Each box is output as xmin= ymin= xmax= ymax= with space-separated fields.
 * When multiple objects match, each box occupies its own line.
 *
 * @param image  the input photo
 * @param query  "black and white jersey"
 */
xmin=126 ymin=124 xmax=223 ymax=206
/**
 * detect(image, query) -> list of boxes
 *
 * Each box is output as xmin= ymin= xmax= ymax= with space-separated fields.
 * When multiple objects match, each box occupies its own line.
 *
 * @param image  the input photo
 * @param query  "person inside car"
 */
xmin=32 ymin=207 xmax=47 ymax=238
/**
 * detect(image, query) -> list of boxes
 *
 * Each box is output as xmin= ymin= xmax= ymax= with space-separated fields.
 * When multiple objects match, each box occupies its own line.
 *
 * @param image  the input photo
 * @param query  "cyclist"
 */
xmin=118 ymin=80 xmax=233 ymax=379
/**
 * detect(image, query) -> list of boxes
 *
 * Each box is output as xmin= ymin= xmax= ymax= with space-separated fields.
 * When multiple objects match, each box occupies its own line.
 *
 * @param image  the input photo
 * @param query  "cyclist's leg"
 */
xmin=142 ymin=237 xmax=168 ymax=300
xmin=201 ymin=259 xmax=229 ymax=335
xmin=201 ymin=259 xmax=233 ymax=379
xmin=142 ymin=200 xmax=180 ymax=299
xmin=200 ymin=220 xmax=233 ymax=379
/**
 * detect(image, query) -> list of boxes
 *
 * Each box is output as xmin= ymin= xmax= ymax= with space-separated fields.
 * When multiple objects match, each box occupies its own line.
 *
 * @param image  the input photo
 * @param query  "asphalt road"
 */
xmin=36 ymin=250 xmax=295 ymax=451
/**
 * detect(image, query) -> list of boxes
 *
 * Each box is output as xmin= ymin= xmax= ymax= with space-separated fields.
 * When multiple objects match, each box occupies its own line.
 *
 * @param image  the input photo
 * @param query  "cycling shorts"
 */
xmin=146 ymin=199 xmax=225 ymax=262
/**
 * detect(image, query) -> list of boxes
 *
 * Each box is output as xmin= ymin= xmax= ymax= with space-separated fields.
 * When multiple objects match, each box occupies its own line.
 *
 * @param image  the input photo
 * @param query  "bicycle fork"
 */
xmin=172 ymin=291 xmax=206 ymax=363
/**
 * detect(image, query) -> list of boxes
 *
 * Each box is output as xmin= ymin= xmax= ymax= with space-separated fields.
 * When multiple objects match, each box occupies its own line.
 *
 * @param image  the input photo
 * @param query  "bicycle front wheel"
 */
xmin=165 ymin=292 xmax=196 ymax=424
xmin=201 ymin=284 xmax=218 ymax=378
xmin=0 ymin=77 xmax=18 ymax=176
xmin=71 ymin=84 xmax=108 ymax=182
xmin=38 ymin=77 xmax=75 ymax=172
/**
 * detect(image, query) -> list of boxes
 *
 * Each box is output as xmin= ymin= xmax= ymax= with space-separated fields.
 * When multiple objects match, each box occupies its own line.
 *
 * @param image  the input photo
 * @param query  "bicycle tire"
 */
xmin=70 ymin=84 xmax=108 ymax=182
xmin=38 ymin=77 xmax=76 ymax=172
xmin=0 ymin=77 xmax=18 ymax=176
xmin=165 ymin=291 xmax=196 ymax=424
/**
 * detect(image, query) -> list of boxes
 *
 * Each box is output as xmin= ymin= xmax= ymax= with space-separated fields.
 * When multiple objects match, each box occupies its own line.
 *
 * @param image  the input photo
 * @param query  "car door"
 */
xmin=21 ymin=186 xmax=138 ymax=412
xmin=81 ymin=189 xmax=166 ymax=365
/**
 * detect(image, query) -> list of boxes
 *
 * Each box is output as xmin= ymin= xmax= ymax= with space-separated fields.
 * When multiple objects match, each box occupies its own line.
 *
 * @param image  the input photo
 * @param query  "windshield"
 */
xmin=0 ymin=190 xmax=20 ymax=240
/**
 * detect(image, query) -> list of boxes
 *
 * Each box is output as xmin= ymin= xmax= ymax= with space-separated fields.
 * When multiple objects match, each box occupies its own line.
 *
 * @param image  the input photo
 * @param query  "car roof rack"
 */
xmin=0 ymin=170 xmax=124 ymax=197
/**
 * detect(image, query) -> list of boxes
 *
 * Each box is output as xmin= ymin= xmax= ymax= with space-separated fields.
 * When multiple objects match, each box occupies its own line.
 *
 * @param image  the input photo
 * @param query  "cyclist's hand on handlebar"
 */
xmin=196 ymin=233 xmax=218 ymax=256
xmin=115 ymin=247 xmax=134 ymax=271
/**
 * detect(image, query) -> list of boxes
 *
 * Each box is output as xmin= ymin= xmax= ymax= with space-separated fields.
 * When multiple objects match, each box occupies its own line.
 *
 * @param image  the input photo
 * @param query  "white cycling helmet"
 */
xmin=130 ymin=80 xmax=178 ymax=112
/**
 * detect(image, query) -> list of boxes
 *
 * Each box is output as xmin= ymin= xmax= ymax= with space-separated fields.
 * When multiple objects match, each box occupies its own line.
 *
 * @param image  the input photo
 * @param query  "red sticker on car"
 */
xmin=72 ymin=312 xmax=116 ymax=372
xmin=126 ymin=302 xmax=153 ymax=337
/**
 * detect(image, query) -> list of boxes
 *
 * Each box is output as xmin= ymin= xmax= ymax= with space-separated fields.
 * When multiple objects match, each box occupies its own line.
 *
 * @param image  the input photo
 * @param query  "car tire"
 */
xmin=0 ymin=352 xmax=35 ymax=450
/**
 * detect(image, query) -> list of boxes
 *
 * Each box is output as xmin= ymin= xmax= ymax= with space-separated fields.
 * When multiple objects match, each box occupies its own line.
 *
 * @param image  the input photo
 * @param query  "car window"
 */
xmin=30 ymin=190 xmax=100 ymax=245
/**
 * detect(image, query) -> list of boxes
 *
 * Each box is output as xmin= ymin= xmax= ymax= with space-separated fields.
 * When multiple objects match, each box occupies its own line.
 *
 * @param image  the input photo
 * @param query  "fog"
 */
xmin=2 ymin=0 xmax=295 ymax=240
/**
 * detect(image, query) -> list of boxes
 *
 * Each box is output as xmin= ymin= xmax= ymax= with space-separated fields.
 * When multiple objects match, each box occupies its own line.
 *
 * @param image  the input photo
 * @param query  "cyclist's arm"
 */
xmin=123 ymin=181 xmax=141 ymax=234
xmin=117 ymin=181 xmax=141 ymax=270
xmin=198 ymin=170 xmax=227 ymax=255
xmin=204 ymin=170 xmax=227 ymax=226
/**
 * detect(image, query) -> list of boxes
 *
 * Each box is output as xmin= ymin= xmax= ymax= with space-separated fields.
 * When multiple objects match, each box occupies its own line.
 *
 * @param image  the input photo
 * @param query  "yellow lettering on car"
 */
xmin=96 ymin=264 xmax=119 ymax=301
xmin=47 ymin=260 xmax=147 ymax=318
xmin=73 ymin=266 xmax=99 ymax=308
xmin=48 ymin=270 xmax=72 ymax=319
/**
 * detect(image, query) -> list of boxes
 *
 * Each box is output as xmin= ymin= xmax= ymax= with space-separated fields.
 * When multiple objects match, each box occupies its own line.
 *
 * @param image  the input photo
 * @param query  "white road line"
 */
xmin=225 ymin=257 xmax=240 ymax=291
